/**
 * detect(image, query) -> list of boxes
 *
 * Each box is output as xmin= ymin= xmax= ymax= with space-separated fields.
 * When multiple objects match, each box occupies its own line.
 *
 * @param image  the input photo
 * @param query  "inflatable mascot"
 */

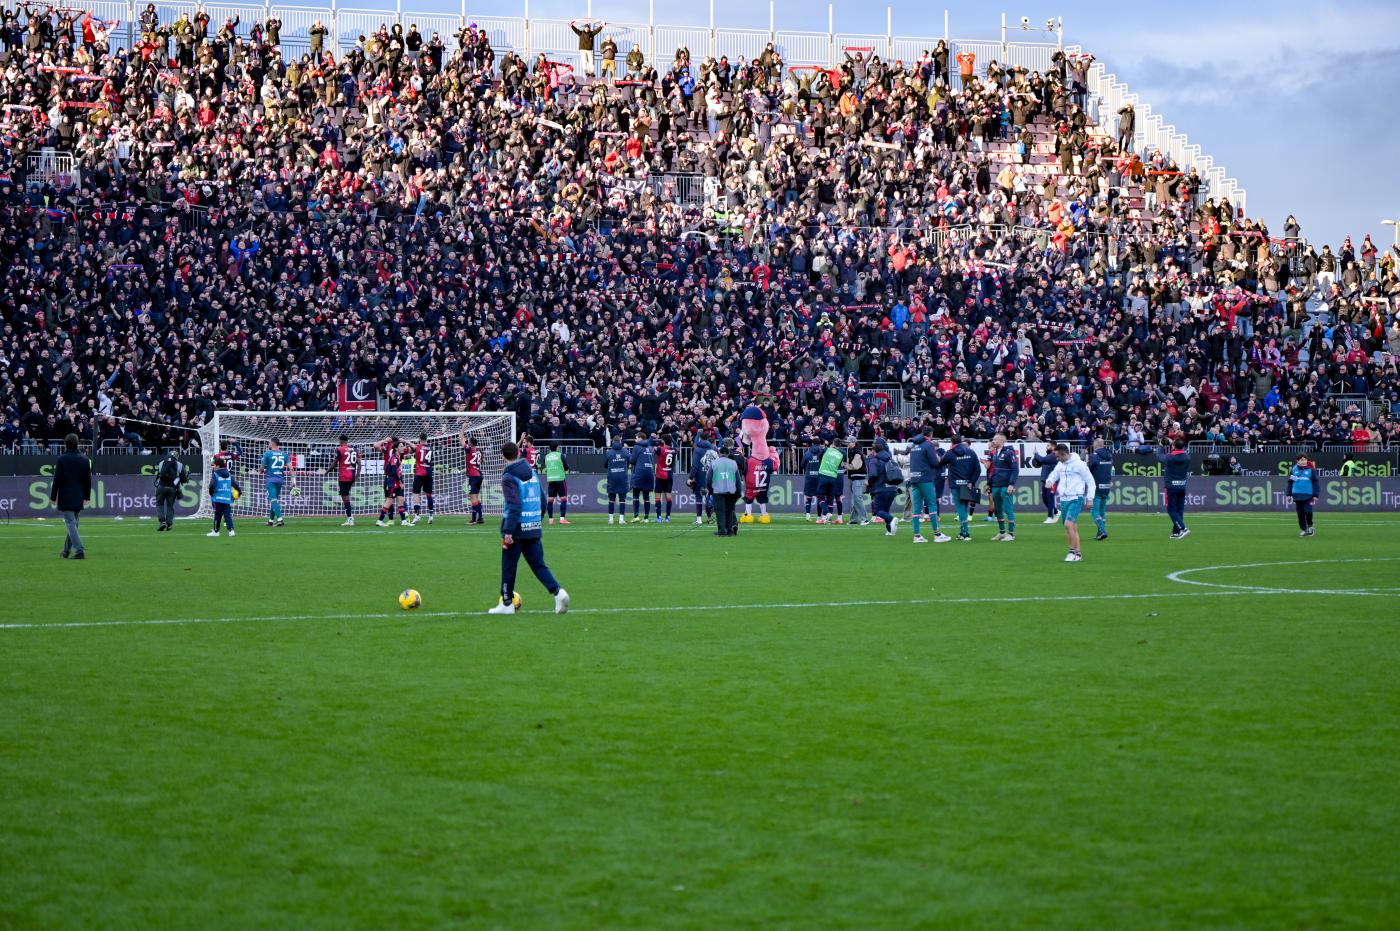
xmin=739 ymin=402 xmax=777 ymax=524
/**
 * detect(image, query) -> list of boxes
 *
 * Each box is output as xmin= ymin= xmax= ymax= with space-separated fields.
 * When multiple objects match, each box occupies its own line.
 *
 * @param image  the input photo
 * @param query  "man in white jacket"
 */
xmin=1046 ymin=443 xmax=1097 ymax=563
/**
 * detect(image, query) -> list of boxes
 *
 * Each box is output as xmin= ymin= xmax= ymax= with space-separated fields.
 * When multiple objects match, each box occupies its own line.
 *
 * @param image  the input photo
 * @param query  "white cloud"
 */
xmin=1084 ymin=1 xmax=1400 ymax=104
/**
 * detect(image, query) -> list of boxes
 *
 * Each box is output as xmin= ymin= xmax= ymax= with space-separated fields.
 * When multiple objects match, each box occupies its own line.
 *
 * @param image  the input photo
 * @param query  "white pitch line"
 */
xmin=0 ymin=587 xmax=1365 ymax=632
xmin=1165 ymin=557 xmax=1400 ymax=596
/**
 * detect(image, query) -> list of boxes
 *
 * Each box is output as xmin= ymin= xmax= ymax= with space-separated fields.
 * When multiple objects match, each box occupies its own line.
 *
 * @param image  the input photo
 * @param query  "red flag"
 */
xmin=337 ymin=379 xmax=377 ymax=411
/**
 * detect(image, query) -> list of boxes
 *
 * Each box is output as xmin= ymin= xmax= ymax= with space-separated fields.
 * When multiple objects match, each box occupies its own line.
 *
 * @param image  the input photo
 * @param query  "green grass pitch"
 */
xmin=2 ymin=511 xmax=1399 ymax=929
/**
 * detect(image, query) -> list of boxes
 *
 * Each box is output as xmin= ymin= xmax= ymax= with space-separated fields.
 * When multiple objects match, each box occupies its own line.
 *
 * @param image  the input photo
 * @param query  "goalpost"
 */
xmin=193 ymin=411 xmax=516 ymax=521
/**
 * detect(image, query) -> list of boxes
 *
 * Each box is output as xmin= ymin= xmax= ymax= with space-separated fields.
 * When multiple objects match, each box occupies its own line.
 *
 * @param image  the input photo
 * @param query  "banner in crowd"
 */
xmin=4 ymin=474 xmax=1400 ymax=518
xmin=336 ymin=378 xmax=378 ymax=411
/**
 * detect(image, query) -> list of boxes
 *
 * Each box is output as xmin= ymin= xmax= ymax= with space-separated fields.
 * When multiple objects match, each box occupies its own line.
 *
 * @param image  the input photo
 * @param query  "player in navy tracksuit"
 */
xmin=1087 ymin=440 xmax=1115 ymax=540
xmin=938 ymin=436 xmax=983 ymax=540
xmin=801 ymin=442 xmax=823 ymax=521
xmin=629 ymin=437 xmax=657 ymax=521
xmin=689 ymin=434 xmax=716 ymax=524
xmin=490 ymin=442 xmax=568 ymax=614
xmin=986 ymin=435 xmax=1018 ymax=541
xmin=1031 ymin=449 xmax=1060 ymax=521
xmin=868 ymin=438 xmax=903 ymax=535
xmin=605 ymin=437 xmax=631 ymax=525
xmin=906 ymin=432 xmax=947 ymax=543
xmin=1137 ymin=439 xmax=1192 ymax=538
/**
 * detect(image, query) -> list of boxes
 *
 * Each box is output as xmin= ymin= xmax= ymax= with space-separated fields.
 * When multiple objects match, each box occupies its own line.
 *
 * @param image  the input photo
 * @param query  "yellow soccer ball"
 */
xmin=399 ymin=589 xmax=422 ymax=611
xmin=231 ymin=487 xmax=241 ymax=501
xmin=502 ymin=591 xmax=522 ymax=609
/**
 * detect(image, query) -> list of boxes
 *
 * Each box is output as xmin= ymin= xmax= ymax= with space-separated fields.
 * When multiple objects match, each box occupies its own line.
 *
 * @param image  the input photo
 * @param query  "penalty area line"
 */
xmin=0 ymin=588 xmax=1308 ymax=632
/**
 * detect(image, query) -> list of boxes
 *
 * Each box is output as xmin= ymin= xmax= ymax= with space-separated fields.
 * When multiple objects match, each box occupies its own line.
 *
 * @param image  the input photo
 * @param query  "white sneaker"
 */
xmin=375 ymin=520 xmax=387 ymax=528
xmin=1001 ymin=534 xmax=1015 ymax=542
xmin=411 ymin=515 xmax=420 ymax=525
xmin=207 ymin=530 xmax=219 ymax=537
xmin=487 ymin=602 xmax=516 ymax=615
xmin=1178 ymin=528 xmax=1191 ymax=538
xmin=933 ymin=533 xmax=952 ymax=543
xmin=888 ymin=517 xmax=899 ymax=535
xmin=991 ymin=533 xmax=1005 ymax=541
xmin=1043 ymin=516 xmax=1058 ymax=524
xmin=694 ymin=517 xmax=703 ymax=525
xmin=427 ymin=515 xmax=434 ymax=524
xmin=1299 ymin=530 xmax=1308 ymax=537
xmin=228 ymin=530 xmax=236 ymax=537
xmin=1065 ymin=552 xmax=1082 ymax=562
xmin=342 ymin=517 xmax=355 ymax=526
xmin=554 ymin=588 xmax=570 ymax=614
xmin=912 ymin=534 xmax=928 ymax=544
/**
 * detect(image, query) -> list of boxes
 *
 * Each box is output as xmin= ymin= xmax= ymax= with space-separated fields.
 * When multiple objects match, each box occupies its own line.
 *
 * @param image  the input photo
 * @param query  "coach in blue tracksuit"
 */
xmin=605 ymin=437 xmax=631 ymax=524
xmin=1031 ymin=448 xmax=1059 ymax=521
xmin=1288 ymin=454 xmax=1318 ymax=537
xmin=1137 ymin=438 xmax=1191 ymax=538
xmin=1088 ymin=439 xmax=1114 ymax=541
xmin=939 ymin=435 xmax=983 ymax=540
xmin=491 ymin=441 xmax=568 ymax=615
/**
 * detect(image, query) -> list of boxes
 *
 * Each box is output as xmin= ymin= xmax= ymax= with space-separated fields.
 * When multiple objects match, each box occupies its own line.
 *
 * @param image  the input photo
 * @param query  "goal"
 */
xmin=193 ymin=411 xmax=516 ymax=521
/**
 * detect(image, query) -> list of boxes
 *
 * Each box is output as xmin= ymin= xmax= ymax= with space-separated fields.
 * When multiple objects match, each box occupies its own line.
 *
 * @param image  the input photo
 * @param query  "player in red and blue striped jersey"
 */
xmin=652 ymin=433 xmax=675 ymax=522
xmin=461 ymin=433 xmax=485 ymax=525
xmin=410 ymin=432 xmax=436 ymax=525
xmin=373 ymin=436 xmax=411 ymax=527
xmin=331 ymin=434 xmax=359 ymax=526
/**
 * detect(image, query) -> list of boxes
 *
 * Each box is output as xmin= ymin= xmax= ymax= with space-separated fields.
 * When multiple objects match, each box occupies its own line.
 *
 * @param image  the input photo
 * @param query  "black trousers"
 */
xmin=1294 ymin=496 xmax=1315 ymax=529
xmin=501 ymin=537 xmax=559 ymax=600
xmin=155 ymin=486 xmax=179 ymax=526
xmin=714 ymin=493 xmax=738 ymax=535
xmin=1041 ymin=485 xmax=1057 ymax=517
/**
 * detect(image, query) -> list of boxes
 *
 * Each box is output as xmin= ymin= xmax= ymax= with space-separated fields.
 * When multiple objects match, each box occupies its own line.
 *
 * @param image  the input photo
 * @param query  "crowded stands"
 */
xmin=1 ymin=5 xmax=1397 ymax=453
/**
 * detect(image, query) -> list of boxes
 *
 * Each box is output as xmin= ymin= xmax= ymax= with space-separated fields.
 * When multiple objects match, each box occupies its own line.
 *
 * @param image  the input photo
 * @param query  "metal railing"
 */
xmin=1067 ymin=43 xmax=1247 ymax=218
xmin=24 ymin=150 xmax=77 ymax=185
xmin=82 ymin=1 xmax=1066 ymax=74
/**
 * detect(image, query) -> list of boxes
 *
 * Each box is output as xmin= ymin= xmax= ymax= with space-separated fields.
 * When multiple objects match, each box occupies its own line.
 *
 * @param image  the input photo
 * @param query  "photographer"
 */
xmin=154 ymin=449 xmax=189 ymax=532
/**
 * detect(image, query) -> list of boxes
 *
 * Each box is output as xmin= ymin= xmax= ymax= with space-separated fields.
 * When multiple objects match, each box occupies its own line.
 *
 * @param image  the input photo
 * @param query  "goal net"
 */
xmin=193 ymin=411 xmax=516 ymax=520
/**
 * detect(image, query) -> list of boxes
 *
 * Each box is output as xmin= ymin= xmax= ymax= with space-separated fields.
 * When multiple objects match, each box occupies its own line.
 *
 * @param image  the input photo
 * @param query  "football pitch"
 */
xmin=3 ymin=511 xmax=1399 ymax=929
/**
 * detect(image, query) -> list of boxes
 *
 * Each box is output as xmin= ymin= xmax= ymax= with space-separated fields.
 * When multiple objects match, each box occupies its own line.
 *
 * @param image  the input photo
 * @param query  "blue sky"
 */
xmin=418 ymin=0 xmax=1397 ymax=247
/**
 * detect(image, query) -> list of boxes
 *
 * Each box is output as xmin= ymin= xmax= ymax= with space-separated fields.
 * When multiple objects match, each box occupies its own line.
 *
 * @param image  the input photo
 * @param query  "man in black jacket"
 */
xmin=154 ymin=449 xmax=189 ymax=531
xmin=49 ymin=433 xmax=91 ymax=559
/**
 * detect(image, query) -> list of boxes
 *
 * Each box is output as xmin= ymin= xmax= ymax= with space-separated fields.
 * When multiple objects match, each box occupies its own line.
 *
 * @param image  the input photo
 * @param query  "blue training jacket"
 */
xmin=500 ymin=459 xmax=544 ymax=539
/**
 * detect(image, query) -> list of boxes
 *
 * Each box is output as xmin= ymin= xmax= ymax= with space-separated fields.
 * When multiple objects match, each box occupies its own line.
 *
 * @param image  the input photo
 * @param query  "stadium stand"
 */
xmin=0 ymin=6 xmax=1397 ymax=454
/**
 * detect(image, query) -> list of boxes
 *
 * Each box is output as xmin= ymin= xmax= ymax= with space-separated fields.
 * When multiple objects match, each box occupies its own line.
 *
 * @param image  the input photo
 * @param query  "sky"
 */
xmin=414 ymin=0 xmax=1397 ymax=248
